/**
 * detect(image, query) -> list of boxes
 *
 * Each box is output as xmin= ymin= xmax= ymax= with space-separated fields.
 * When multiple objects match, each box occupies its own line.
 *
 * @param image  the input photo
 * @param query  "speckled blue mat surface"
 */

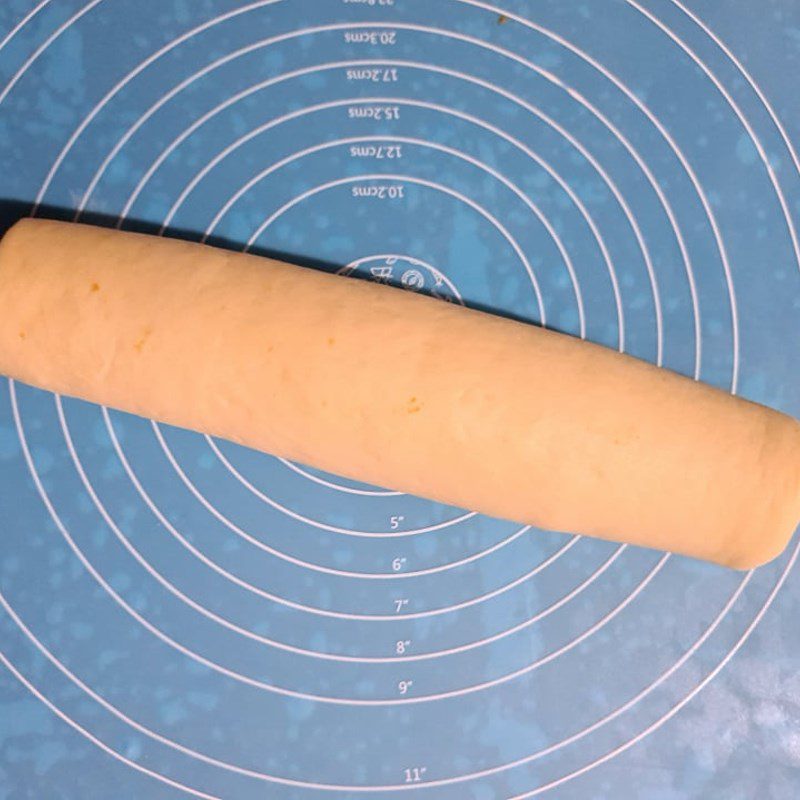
xmin=1 ymin=1 xmax=799 ymax=798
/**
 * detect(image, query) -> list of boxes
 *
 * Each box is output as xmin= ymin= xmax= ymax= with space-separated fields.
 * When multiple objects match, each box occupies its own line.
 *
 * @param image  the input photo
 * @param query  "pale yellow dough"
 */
xmin=1 ymin=219 xmax=799 ymax=568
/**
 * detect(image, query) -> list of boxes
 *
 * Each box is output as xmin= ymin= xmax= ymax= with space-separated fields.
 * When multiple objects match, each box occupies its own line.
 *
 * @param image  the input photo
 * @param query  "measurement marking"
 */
xmin=389 ymin=515 xmax=405 ymax=528
xmin=349 ymin=143 xmax=402 ymax=158
xmin=391 ymin=557 xmax=407 ymax=571
xmin=347 ymin=105 xmax=400 ymax=120
xmin=404 ymin=767 xmax=427 ymax=783
xmin=351 ymin=183 xmax=405 ymax=199
xmin=344 ymin=30 xmax=397 ymax=45
xmin=398 ymin=680 xmax=413 ymax=695
xmin=393 ymin=599 xmax=409 ymax=613
xmin=395 ymin=640 xmax=411 ymax=655
xmin=345 ymin=67 xmax=398 ymax=82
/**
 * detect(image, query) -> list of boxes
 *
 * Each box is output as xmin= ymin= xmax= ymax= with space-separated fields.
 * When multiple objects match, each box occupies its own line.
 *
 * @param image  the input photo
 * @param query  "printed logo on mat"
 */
xmin=339 ymin=254 xmax=463 ymax=304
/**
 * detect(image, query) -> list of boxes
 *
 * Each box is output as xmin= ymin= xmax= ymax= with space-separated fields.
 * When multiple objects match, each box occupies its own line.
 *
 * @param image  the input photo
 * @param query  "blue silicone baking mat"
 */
xmin=1 ymin=1 xmax=799 ymax=798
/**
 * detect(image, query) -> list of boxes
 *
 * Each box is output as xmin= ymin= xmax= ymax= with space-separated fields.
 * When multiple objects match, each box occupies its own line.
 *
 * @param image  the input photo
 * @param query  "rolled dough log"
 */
xmin=1 ymin=219 xmax=798 ymax=568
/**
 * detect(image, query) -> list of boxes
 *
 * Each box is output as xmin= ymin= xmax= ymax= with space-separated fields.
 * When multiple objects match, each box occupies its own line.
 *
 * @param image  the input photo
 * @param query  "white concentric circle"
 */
xmin=64 ymin=51 xmax=620 ymax=636
xmin=68 ymin=22 xmax=687 ymax=719
xmin=0 ymin=0 xmax=50 ymax=56
xmin=81 ymin=76 xmax=640 ymax=632
xmin=13 ymin=381 xmax=642 ymax=706
xmin=88 ymin=78 xmax=639 ymax=602
xmin=51 ymin=126 xmax=632 ymax=664
xmin=94 ymin=42 xmax=686 ymax=549
xmin=45 ymin=47 xmax=620 ymax=664
xmin=151 ymin=164 xmax=545 ymax=538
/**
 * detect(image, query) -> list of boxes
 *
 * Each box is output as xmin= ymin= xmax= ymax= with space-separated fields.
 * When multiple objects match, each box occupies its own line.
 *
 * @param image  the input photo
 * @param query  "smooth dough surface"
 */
xmin=1 ymin=219 xmax=799 ymax=568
